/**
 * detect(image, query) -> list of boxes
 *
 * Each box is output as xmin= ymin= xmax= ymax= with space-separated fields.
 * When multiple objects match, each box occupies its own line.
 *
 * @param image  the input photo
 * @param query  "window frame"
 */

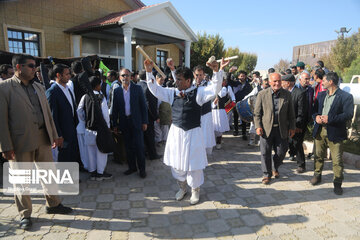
xmin=156 ymin=48 xmax=169 ymax=70
xmin=3 ymin=24 xmax=46 ymax=57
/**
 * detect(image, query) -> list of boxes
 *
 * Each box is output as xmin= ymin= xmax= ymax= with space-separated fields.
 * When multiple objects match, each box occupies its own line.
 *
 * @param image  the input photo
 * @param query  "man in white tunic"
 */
xmin=144 ymin=58 xmax=229 ymax=204
xmin=193 ymin=65 xmax=216 ymax=154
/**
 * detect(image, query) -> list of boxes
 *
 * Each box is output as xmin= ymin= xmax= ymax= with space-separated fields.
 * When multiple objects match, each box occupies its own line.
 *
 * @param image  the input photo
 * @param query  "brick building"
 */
xmin=0 ymin=0 xmax=197 ymax=71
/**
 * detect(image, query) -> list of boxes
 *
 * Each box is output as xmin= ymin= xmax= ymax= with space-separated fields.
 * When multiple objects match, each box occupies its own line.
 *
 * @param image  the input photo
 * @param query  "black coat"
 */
xmin=291 ymin=87 xmax=307 ymax=129
xmin=312 ymin=89 xmax=354 ymax=142
xmin=138 ymin=80 xmax=159 ymax=121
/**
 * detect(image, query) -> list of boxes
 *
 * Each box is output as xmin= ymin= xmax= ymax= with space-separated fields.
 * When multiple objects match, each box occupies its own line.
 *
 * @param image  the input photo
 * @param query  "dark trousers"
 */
xmin=233 ymin=108 xmax=247 ymax=134
xmin=143 ymin=120 xmax=158 ymax=159
xmin=58 ymin=135 xmax=78 ymax=162
xmin=260 ymin=127 xmax=288 ymax=177
xmin=288 ymin=131 xmax=306 ymax=168
xmin=123 ymin=117 xmax=145 ymax=172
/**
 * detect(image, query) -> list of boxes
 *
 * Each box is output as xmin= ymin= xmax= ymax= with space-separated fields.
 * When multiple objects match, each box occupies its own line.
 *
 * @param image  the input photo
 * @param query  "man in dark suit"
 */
xmin=68 ymin=61 xmax=85 ymax=105
xmin=281 ymin=74 xmax=307 ymax=173
xmin=254 ymin=73 xmax=296 ymax=184
xmin=46 ymin=64 xmax=79 ymax=163
xmin=111 ymin=68 xmax=148 ymax=178
xmin=297 ymin=72 xmax=314 ymax=123
xmin=310 ymin=72 xmax=354 ymax=195
xmin=137 ymin=70 xmax=161 ymax=160
xmin=227 ymin=70 xmax=253 ymax=139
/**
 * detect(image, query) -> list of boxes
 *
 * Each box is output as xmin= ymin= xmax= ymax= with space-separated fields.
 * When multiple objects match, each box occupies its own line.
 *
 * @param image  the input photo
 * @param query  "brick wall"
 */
xmin=0 ymin=0 xmax=132 ymax=57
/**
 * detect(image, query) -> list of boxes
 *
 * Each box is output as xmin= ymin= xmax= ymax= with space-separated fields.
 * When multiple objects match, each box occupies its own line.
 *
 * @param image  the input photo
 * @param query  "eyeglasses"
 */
xmin=121 ymin=74 xmax=129 ymax=77
xmin=22 ymin=63 xmax=36 ymax=69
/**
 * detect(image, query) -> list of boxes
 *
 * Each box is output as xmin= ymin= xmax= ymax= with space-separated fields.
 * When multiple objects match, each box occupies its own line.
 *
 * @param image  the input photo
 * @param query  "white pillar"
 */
xmin=72 ymin=35 xmax=81 ymax=57
xmin=137 ymin=45 xmax=144 ymax=71
xmin=184 ymin=40 xmax=191 ymax=68
xmin=123 ymin=25 xmax=133 ymax=71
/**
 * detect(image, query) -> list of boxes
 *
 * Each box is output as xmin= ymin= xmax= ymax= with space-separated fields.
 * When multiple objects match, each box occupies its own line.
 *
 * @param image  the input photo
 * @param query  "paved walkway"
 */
xmin=1 ymin=132 xmax=360 ymax=239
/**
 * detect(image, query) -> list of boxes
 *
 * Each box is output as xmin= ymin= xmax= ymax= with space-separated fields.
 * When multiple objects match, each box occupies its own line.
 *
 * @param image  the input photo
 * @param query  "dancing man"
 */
xmin=144 ymin=58 xmax=229 ymax=204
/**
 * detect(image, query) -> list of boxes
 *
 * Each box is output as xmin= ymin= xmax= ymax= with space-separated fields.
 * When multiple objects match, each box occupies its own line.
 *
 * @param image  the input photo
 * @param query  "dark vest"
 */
xmin=172 ymin=88 xmax=201 ymax=131
xmin=84 ymin=93 xmax=104 ymax=131
xmin=199 ymin=81 xmax=212 ymax=115
xmin=217 ymin=95 xmax=229 ymax=109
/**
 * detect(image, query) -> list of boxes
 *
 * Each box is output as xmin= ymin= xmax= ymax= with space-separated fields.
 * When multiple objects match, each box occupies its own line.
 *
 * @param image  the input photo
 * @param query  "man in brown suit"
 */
xmin=0 ymin=54 xmax=72 ymax=230
xmin=254 ymin=73 xmax=296 ymax=184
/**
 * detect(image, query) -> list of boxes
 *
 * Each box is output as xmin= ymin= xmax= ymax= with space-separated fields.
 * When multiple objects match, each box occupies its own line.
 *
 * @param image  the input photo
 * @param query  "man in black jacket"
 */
xmin=137 ymin=70 xmax=162 ymax=160
xmin=227 ymin=70 xmax=253 ymax=139
xmin=281 ymin=74 xmax=307 ymax=173
xmin=310 ymin=72 xmax=354 ymax=195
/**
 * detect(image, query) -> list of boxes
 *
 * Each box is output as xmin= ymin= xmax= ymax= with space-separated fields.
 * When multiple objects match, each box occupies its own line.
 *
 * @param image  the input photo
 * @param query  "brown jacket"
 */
xmin=254 ymin=87 xmax=295 ymax=139
xmin=0 ymin=76 xmax=58 ymax=153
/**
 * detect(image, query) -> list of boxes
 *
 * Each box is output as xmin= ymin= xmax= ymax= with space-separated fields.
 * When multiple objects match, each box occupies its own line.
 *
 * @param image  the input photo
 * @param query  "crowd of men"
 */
xmin=0 ymin=54 xmax=354 ymax=230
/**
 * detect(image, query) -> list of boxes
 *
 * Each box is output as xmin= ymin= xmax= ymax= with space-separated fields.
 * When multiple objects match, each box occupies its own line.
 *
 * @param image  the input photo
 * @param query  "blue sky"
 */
xmin=142 ymin=0 xmax=360 ymax=70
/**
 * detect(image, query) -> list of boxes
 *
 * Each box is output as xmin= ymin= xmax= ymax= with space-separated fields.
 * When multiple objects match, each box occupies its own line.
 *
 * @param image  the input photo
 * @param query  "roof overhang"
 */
xmin=65 ymin=1 xmax=198 ymax=44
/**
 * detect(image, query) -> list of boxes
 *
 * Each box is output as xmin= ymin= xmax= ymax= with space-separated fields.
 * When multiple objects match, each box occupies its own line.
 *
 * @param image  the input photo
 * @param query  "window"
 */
xmin=7 ymin=29 xmax=40 ymax=56
xmin=156 ymin=50 xmax=168 ymax=69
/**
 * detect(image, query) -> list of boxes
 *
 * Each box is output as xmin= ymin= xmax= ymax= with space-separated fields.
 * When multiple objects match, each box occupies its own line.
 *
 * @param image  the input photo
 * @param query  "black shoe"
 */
xmin=46 ymin=204 xmax=73 ymax=214
xmin=310 ymin=175 xmax=321 ymax=185
xmin=290 ymin=156 xmax=296 ymax=161
xmin=97 ymin=172 xmax=113 ymax=181
xmin=124 ymin=169 xmax=137 ymax=175
xmin=20 ymin=217 xmax=32 ymax=230
xmin=89 ymin=171 xmax=97 ymax=181
xmin=150 ymin=154 xmax=162 ymax=160
xmin=296 ymin=167 xmax=306 ymax=173
xmin=333 ymin=182 xmax=343 ymax=195
xmin=233 ymin=131 xmax=239 ymax=136
xmin=242 ymin=135 xmax=248 ymax=141
xmin=139 ymin=171 xmax=147 ymax=179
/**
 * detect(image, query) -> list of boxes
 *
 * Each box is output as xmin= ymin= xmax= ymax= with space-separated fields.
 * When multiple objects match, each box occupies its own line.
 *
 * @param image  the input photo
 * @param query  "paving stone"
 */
xmin=86 ymin=230 xmax=111 ymax=240
xmin=169 ymin=223 xmax=193 ymax=238
xmin=206 ymin=219 xmax=230 ymax=233
xmin=240 ymin=213 xmax=265 ymax=227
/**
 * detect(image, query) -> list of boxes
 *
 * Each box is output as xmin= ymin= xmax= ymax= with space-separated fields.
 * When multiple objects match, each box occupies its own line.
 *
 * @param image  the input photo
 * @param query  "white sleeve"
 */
xmin=171 ymin=70 xmax=176 ymax=81
xmin=146 ymin=72 xmax=175 ymax=104
xmin=77 ymin=95 xmax=86 ymax=122
xmin=228 ymin=86 xmax=236 ymax=102
xmin=244 ymin=87 xmax=258 ymax=100
xmin=196 ymin=70 xmax=223 ymax=106
xmin=218 ymin=86 xmax=227 ymax=98
xmin=101 ymin=97 xmax=110 ymax=127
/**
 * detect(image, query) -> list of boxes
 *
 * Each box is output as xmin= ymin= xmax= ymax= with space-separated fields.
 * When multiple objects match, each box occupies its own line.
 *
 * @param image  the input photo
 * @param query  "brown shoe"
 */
xmin=272 ymin=171 xmax=280 ymax=179
xmin=262 ymin=177 xmax=271 ymax=185
xmin=310 ymin=175 xmax=321 ymax=185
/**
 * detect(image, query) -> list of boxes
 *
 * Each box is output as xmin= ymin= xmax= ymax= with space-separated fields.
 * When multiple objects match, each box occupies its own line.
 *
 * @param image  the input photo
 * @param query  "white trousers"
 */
xmin=214 ymin=131 xmax=222 ymax=137
xmin=77 ymin=133 xmax=89 ymax=170
xmin=86 ymin=145 xmax=108 ymax=174
xmin=154 ymin=122 xmax=169 ymax=143
xmin=249 ymin=121 xmax=256 ymax=134
xmin=171 ymin=168 xmax=204 ymax=188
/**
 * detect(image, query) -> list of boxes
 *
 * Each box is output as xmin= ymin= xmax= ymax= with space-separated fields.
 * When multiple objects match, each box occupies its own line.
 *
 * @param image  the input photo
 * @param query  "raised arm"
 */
xmin=197 ymin=58 xmax=229 ymax=105
xmin=144 ymin=60 xmax=175 ymax=104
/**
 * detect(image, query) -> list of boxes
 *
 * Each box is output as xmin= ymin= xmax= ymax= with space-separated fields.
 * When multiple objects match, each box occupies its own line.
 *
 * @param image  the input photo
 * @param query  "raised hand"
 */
xmin=220 ymin=58 xmax=230 ymax=71
xmin=166 ymin=58 xmax=175 ymax=71
xmin=144 ymin=59 xmax=154 ymax=73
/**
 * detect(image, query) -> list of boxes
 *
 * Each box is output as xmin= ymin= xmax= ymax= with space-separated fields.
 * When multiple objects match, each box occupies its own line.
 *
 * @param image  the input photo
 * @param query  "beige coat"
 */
xmin=254 ymin=87 xmax=295 ymax=139
xmin=0 ymin=76 xmax=58 ymax=153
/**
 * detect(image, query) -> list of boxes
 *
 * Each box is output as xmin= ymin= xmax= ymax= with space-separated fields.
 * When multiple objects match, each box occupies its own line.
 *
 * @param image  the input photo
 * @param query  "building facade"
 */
xmin=292 ymin=40 xmax=337 ymax=66
xmin=0 ymin=0 xmax=197 ymax=71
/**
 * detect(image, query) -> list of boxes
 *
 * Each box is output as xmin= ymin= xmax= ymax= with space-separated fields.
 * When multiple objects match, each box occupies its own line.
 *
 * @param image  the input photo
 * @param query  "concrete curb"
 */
xmin=303 ymin=141 xmax=360 ymax=170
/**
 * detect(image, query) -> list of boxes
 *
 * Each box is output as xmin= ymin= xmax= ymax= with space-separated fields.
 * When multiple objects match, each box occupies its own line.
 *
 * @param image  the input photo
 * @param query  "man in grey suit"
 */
xmin=0 ymin=54 xmax=72 ymax=230
xmin=254 ymin=73 xmax=296 ymax=184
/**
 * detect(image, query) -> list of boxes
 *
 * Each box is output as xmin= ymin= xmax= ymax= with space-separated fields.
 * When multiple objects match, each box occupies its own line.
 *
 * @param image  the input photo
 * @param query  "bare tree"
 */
xmin=274 ymin=59 xmax=290 ymax=72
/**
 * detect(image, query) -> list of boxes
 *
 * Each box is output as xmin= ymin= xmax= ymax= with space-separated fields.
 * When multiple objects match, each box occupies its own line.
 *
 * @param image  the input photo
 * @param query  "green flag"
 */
xmin=99 ymin=61 xmax=110 ymax=76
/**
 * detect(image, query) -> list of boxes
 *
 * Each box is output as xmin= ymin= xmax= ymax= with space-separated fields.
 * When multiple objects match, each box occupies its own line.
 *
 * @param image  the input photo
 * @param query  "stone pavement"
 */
xmin=1 ymin=131 xmax=360 ymax=239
